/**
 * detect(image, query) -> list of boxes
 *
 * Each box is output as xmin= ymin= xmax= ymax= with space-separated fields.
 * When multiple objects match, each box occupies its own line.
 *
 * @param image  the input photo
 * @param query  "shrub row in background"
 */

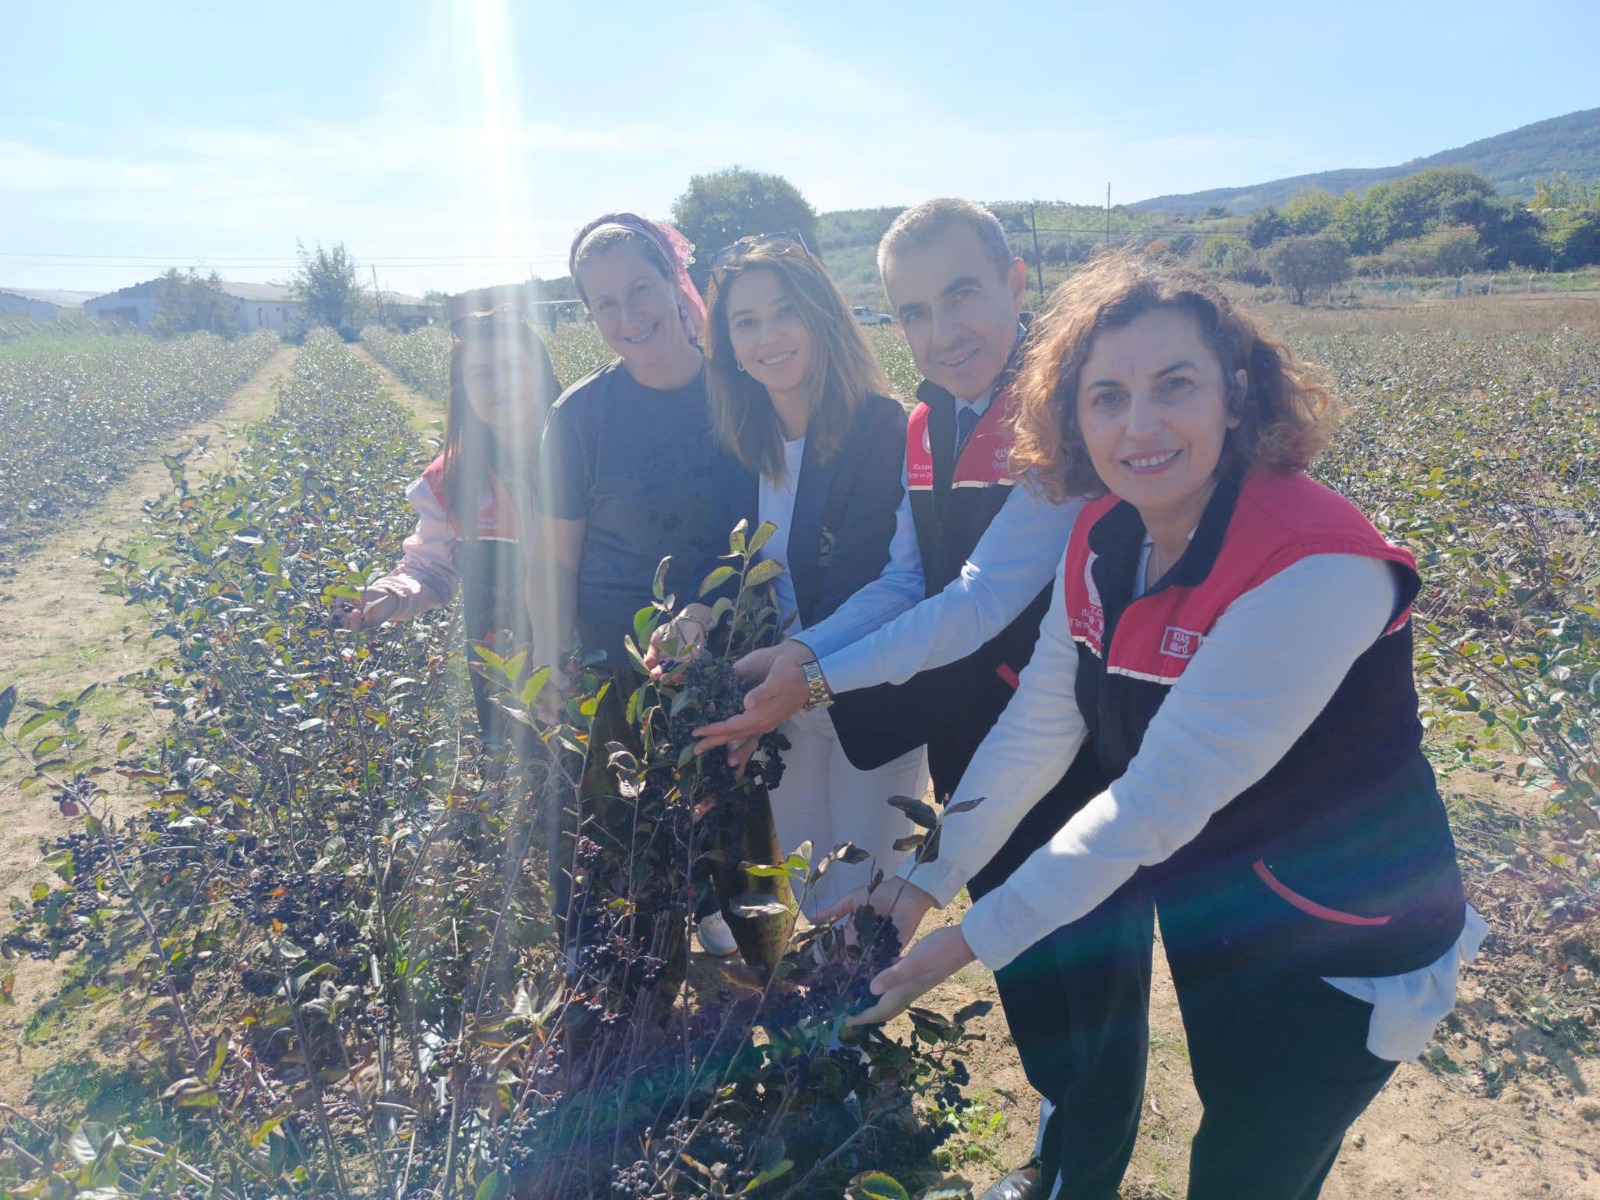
xmin=0 ymin=329 xmax=279 ymax=559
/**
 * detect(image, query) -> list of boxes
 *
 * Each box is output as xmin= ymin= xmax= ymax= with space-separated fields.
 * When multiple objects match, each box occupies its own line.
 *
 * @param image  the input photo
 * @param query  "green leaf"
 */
xmin=845 ymin=1172 xmax=911 ymax=1200
xmin=741 ymin=862 xmax=796 ymax=878
xmin=728 ymin=519 xmax=749 ymax=557
xmin=651 ymin=555 xmax=672 ymax=602
xmin=19 ymin=711 xmax=58 ymax=739
xmin=634 ymin=605 xmax=658 ymax=650
xmin=521 ymin=665 xmax=551 ymax=708
xmin=745 ymin=559 xmax=785 ymax=587
xmin=747 ymin=520 xmax=779 ymax=555
xmin=699 ymin=565 xmax=736 ymax=597
xmin=0 ymin=685 xmax=14 ymax=731
xmin=475 ymin=1174 xmax=505 ymax=1200
xmin=744 ymin=1159 xmax=794 ymax=1191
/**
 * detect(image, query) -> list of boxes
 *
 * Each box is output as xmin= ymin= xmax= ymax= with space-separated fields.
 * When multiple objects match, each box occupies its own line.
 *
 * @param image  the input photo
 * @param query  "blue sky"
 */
xmin=3 ymin=0 xmax=1595 ymax=297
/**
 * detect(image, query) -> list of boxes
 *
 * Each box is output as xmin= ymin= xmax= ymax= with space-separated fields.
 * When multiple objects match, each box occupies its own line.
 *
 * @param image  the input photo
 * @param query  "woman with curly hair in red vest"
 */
xmin=825 ymin=252 xmax=1485 ymax=1200
xmin=333 ymin=291 xmax=560 ymax=756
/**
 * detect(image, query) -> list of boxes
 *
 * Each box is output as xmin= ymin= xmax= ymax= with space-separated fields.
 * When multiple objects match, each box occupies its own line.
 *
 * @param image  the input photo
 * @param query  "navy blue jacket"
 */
xmin=718 ymin=393 xmax=908 ymax=630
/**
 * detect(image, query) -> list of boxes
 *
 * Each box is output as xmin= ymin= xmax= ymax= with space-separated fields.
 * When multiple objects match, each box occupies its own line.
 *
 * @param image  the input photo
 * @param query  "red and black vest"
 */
xmin=898 ymin=351 xmax=1059 ymax=802
xmin=1063 ymin=471 xmax=1465 ymax=976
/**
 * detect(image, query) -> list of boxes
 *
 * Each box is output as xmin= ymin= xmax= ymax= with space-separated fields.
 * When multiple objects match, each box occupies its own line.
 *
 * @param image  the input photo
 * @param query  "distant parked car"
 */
xmin=851 ymin=305 xmax=894 ymax=326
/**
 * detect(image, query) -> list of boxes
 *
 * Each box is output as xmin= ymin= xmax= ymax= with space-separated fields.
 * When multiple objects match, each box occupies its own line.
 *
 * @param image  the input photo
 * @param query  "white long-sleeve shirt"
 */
xmin=802 ymin=482 xmax=1085 ymax=693
xmin=906 ymin=549 xmax=1483 ymax=1060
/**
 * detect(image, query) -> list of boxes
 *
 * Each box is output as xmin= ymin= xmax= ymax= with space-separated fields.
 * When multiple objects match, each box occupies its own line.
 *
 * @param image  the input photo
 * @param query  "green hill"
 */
xmin=1129 ymin=107 xmax=1600 ymax=215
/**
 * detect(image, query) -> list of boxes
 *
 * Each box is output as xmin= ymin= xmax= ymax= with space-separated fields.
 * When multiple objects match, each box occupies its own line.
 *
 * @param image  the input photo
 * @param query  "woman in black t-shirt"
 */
xmin=535 ymin=211 xmax=748 ymax=958
xmin=536 ymin=213 xmax=726 ymax=669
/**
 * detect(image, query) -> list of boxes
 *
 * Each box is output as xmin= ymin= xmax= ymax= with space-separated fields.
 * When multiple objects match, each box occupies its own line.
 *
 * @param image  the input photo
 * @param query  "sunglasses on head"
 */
xmin=709 ymin=229 xmax=813 ymax=272
xmin=449 ymin=308 xmax=527 ymax=340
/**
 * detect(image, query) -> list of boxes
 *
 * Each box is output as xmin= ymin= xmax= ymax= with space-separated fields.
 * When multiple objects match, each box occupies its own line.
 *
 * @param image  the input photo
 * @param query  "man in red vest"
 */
xmin=694 ymin=200 xmax=1150 ymax=1200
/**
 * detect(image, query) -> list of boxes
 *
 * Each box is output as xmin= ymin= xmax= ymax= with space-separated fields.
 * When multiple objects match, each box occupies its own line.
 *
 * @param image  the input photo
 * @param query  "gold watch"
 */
xmin=801 ymin=659 xmax=834 ymax=710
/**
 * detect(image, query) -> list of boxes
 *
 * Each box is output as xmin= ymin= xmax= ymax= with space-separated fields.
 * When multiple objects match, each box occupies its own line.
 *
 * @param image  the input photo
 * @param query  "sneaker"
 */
xmin=695 ymin=912 xmax=739 ymax=958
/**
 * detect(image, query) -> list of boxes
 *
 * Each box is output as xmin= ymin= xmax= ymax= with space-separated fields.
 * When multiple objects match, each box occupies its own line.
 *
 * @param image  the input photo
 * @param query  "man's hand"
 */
xmin=845 ymin=925 xmax=976 ymax=1026
xmin=692 ymin=641 xmax=815 ymax=766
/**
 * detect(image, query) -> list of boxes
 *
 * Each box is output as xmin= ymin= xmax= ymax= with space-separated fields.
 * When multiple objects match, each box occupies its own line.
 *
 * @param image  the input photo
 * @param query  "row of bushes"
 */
xmin=0 ymin=330 xmax=980 ymax=1199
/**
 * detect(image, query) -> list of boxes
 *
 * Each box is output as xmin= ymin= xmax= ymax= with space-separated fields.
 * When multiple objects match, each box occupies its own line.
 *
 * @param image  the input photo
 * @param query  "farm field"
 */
xmin=0 ymin=330 xmax=280 ymax=567
xmin=0 ymin=300 xmax=1596 ymax=1199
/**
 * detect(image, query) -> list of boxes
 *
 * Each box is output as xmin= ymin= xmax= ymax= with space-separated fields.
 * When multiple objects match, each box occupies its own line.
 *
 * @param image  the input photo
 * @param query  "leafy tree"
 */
xmin=1380 ymin=168 xmax=1496 ymax=243
xmin=152 ymin=268 xmax=241 ymax=338
xmin=670 ymin=167 xmax=819 ymax=289
xmin=1478 ymin=199 xmax=1547 ymax=269
xmin=1541 ymin=206 xmax=1600 ymax=270
xmin=292 ymin=241 xmax=367 ymax=333
xmin=1331 ymin=184 xmax=1392 ymax=256
xmin=1196 ymin=234 xmax=1265 ymax=283
xmin=1244 ymin=207 xmax=1289 ymax=249
xmin=1531 ymin=173 xmax=1596 ymax=212
xmin=1281 ymin=189 xmax=1338 ymax=236
xmin=1264 ymin=234 xmax=1351 ymax=304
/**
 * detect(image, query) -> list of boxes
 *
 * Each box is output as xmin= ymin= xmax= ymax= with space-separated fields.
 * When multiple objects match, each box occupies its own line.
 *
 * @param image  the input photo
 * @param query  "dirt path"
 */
xmin=0 ymin=345 xmax=300 ymax=1106
xmin=0 ymin=344 xmax=299 ymax=896
xmin=927 ymin=770 xmax=1600 ymax=1198
xmin=349 ymin=343 xmax=444 ymax=433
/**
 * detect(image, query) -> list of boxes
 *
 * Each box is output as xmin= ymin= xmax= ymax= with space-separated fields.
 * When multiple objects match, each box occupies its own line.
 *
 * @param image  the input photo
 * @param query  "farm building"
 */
xmin=370 ymin=290 xmax=440 ymax=331
xmin=0 ymin=287 xmax=101 ymax=318
xmin=85 ymin=279 xmax=304 ymax=333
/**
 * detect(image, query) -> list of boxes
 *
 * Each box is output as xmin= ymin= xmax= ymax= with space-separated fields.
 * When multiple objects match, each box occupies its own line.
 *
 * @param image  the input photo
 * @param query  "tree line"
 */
xmin=1196 ymin=166 xmax=1600 ymax=302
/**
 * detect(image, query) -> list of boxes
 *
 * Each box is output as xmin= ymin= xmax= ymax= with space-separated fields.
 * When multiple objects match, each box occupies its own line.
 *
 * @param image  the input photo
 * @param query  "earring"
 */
xmin=736 ymin=360 xmax=747 ymax=373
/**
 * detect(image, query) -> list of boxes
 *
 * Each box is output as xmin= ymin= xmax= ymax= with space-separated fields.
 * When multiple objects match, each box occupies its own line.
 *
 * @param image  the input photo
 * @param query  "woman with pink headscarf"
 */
xmin=536 ymin=212 xmax=753 ymax=957
xmin=535 ymin=213 xmax=730 ymax=669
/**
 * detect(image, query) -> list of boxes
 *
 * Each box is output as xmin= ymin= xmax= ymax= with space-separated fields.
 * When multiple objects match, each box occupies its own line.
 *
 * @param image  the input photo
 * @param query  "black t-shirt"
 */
xmin=539 ymin=358 xmax=730 ymax=660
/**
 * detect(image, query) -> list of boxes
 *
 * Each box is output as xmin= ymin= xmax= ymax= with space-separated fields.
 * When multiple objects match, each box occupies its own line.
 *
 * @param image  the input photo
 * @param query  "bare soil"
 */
xmin=920 ymin=862 xmax=1600 ymax=1199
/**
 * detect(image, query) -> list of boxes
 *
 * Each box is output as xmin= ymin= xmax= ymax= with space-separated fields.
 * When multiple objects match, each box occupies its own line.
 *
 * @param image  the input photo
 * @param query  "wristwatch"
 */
xmin=800 ymin=659 xmax=834 ymax=710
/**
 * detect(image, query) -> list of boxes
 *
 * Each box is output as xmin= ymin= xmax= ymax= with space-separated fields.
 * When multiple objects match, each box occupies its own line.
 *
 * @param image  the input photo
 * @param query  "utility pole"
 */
xmin=370 ymin=264 xmax=385 ymax=326
xmin=1106 ymin=183 xmax=1112 ymax=250
xmin=1029 ymin=204 xmax=1045 ymax=304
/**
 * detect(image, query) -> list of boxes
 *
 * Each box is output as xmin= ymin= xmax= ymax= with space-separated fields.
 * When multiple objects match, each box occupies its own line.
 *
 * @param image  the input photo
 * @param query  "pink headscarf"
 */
xmin=568 ymin=212 xmax=707 ymax=344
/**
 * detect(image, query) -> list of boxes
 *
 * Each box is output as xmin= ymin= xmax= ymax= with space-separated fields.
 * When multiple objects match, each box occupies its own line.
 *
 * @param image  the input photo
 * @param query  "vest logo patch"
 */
xmin=1160 ymin=626 xmax=1203 ymax=659
xmin=1074 ymin=551 xmax=1105 ymax=648
xmin=905 ymin=408 xmax=934 ymax=488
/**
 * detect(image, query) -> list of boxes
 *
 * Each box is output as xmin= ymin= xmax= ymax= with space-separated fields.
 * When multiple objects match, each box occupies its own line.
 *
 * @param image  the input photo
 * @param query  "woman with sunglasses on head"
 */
xmin=536 ymin=212 xmax=752 ymax=956
xmin=333 ymin=291 xmax=561 ymax=755
xmin=825 ymin=252 xmax=1482 ymax=1200
xmin=668 ymin=232 xmax=927 ymax=915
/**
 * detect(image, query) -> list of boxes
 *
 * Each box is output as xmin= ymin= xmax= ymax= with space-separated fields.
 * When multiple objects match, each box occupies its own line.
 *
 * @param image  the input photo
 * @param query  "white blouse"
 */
xmin=757 ymin=436 xmax=808 ymax=633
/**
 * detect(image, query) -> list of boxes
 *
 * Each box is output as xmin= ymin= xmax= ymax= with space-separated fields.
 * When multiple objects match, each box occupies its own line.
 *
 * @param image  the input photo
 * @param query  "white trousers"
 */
xmin=766 ymin=706 xmax=929 ymax=917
